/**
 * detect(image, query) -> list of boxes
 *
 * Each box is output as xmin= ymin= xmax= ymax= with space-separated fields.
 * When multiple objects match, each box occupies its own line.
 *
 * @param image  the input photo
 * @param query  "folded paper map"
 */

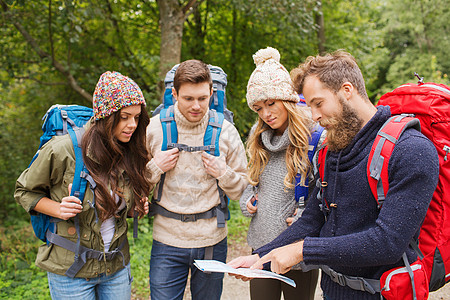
xmin=193 ymin=259 xmax=296 ymax=288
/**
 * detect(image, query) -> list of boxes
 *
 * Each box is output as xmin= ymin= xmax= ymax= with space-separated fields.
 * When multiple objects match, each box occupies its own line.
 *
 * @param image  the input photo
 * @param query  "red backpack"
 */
xmin=316 ymin=77 xmax=450 ymax=299
xmin=377 ymin=78 xmax=450 ymax=292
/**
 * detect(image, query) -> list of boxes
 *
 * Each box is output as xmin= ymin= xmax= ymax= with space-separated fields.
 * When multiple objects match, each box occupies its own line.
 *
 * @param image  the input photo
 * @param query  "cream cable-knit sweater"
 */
xmin=146 ymin=102 xmax=248 ymax=248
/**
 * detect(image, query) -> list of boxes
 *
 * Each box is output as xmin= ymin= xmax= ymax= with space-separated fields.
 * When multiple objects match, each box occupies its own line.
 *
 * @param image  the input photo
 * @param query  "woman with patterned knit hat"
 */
xmin=238 ymin=47 xmax=321 ymax=300
xmin=15 ymin=71 xmax=151 ymax=299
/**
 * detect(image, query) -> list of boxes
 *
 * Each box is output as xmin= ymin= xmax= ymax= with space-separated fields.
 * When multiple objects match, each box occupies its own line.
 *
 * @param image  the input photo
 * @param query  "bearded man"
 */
xmin=228 ymin=51 xmax=439 ymax=300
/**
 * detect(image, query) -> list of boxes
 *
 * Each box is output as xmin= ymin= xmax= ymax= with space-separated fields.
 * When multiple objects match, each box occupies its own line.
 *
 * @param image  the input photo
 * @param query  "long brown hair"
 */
xmin=246 ymin=101 xmax=313 ymax=189
xmin=81 ymin=104 xmax=151 ymax=220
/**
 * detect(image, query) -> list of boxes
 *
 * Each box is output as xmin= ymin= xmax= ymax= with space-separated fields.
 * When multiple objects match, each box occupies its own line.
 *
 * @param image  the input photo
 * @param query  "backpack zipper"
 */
xmin=444 ymin=145 xmax=450 ymax=162
xmin=383 ymin=264 xmax=422 ymax=291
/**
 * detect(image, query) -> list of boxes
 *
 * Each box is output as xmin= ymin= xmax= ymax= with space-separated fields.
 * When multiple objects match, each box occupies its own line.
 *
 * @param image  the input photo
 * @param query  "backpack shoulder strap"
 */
xmin=67 ymin=127 xmax=90 ymax=202
xmin=316 ymin=138 xmax=330 ymax=213
xmin=205 ymin=109 xmax=228 ymax=227
xmin=308 ymin=125 xmax=325 ymax=161
xmin=295 ymin=125 xmax=325 ymax=204
xmin=159 ymin=105 xmax=178 ymax=151
xmin=204 ymin=109 xmax=225 ymax=157
xmin=367 ymin=114 xmax=420 ymax=208
xmin=317 ymin=139 xmax=328 ymax=185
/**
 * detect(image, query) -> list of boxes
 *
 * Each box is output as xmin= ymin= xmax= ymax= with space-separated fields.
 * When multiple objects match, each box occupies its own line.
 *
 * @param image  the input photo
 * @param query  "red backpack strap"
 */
xmin=367 ymin=114 xmax=421 ymax=208
xmin=318 ymin=142 xmax=327 ymax=179
xmin=317 ymin=139 xmax=330 ymax=212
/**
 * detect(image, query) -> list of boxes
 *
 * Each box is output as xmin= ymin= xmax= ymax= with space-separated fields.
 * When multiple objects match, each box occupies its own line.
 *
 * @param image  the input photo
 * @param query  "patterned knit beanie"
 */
xmin=93 ymin=71 xmax=146 ymax=120
xmin=246 ymin=47 xmax=299 ymax=111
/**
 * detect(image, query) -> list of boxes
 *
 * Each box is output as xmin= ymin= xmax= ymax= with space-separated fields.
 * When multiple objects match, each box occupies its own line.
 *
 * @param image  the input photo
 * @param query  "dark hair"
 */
xmin=290 ymin=50 xmax=369 ymax=100
xmin=173 ymin=59 xmax=212 ymax=92
xmin=81 ymin=104 xmax=151 ymax=220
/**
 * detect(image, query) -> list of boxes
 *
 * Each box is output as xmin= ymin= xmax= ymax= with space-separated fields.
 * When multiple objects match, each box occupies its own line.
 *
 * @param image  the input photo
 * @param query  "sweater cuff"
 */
xmin=216 ymin=165 xmax=233 ymax=183
xmin=302 ymin=236 xmax=329 ymax=266
xmin=147 ymin=159 xmax=164 ymax=178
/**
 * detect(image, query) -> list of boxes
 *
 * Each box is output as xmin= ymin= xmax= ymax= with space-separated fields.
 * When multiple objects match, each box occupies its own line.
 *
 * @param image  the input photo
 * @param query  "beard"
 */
xmin=321 ymin=96 xmax=363 ymax=152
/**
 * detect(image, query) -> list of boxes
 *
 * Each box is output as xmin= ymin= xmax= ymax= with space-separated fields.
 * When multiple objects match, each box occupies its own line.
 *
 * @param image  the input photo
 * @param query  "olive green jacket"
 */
xmin=15 ymin=132 xmax=133 ymax=278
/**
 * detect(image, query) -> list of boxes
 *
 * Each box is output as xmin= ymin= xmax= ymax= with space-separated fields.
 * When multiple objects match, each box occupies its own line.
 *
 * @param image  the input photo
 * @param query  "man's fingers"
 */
xmin=168 ymin=148 xmax=180 ymax=154
xmin=201 ymin=151 xmax=212 ymax=158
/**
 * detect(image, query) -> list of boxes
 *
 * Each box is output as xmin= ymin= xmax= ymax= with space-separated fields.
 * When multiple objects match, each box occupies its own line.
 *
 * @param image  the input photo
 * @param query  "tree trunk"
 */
xmin=315 ymin=1 xmax=326 ymax=55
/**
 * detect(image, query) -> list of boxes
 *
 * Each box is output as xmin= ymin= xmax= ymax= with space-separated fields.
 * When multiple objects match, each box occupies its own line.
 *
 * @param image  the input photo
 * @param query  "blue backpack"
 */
xmin=29 ymin=105 xmax=94 ymax=244
xmin=149 ymin=65 xmax=232 ymax=228
xmin=29 ymin=104 xmax=139 ymax=278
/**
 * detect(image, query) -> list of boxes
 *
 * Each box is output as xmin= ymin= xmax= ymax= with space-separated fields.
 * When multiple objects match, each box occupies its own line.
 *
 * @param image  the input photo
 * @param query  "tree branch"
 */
xmin=182 ymin=0 xmax=198 ymax=15
xmin=0 ymin=0 xmax=93 ymax=102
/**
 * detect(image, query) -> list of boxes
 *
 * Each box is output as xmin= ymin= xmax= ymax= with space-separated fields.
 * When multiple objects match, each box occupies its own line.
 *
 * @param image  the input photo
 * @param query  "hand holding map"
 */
xmin=193 ymin=259 xmax=296 ymax=287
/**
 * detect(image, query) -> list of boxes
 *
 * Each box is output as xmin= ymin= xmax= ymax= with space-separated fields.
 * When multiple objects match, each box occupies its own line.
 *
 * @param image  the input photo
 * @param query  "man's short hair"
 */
xmin=290 ymin=50 xmax=369 ymax=100
xmin=173 ymin=59 xmax=212 ymax=93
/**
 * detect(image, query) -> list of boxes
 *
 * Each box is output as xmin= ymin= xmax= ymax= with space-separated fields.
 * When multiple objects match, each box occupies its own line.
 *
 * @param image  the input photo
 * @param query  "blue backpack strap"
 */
xmin=67 ymin=128 xmax=89 ymax=201
xmin=204 ymin=110 xmax=229 ymax=227
xmin=64 ymin=127 xmax=91 ymax=276
xmin=154 ymin=106 xmax=177 ymax=202
xmin=204 ymin=109 xmax=224 ymax=157
xmin=295 ymin=125 xmax=325 ymax=205
xmin=160 ymin=105 xmax=177 ymax=151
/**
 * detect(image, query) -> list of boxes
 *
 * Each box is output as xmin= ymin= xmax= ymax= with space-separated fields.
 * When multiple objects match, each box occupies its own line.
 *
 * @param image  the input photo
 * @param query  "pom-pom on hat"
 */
xmin=93 ymin=71 xmax=146 ymax=120
xmin=246 ymin=47 xmax=299 ymax=111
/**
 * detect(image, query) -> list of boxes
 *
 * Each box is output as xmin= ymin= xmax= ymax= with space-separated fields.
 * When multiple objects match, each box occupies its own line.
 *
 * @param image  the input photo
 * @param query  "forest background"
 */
xmin=0 ymin=0 xmax=449 ymax=299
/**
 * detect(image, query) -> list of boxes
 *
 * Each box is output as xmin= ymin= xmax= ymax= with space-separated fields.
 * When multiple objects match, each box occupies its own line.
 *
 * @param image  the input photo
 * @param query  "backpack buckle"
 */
xmin=328 ymin=268 xmax=347 ymax=287
xmin=181 ymin=214 xmax=197 ymax=222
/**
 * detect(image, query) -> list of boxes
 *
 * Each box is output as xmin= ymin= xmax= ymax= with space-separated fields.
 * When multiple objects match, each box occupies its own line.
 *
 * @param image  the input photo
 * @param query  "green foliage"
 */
xmin=227 ymin=200 xmax=251 ymax=244
xmin=372 ymin=0 xmax=450 ymax=97
xmin=1 ymin=0 xmax=449 ymax=295
xmin=127 ymin=217 xmax=152 ymax=299
xmin=0 ymin=220 xmax=50 ymax=299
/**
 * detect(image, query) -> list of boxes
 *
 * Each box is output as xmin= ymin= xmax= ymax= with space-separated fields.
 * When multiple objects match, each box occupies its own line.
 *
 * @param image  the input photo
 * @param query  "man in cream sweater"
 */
xmin=146 ymin=59 xmax=248 ymax=300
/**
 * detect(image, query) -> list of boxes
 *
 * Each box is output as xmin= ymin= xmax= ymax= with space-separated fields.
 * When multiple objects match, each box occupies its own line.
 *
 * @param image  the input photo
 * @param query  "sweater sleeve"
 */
xmin=239 ymin=184 xmax=256 ymax=217
xmin=302 ymin=133 xmax=439 ymax=268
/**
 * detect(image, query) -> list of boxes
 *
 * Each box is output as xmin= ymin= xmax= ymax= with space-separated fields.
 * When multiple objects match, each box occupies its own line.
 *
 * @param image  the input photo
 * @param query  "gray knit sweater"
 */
xmin=240 ymin=126 xmax=310 ymax=255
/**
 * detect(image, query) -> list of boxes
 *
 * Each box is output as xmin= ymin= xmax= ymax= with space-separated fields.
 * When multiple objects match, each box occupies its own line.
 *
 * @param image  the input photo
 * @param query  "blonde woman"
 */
xmin=239 ymin=47 xmax=322 ymax=300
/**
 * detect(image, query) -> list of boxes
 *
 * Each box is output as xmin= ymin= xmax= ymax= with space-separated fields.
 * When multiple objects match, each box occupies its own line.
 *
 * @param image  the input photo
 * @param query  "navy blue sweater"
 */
xmin=255 ymin=106 xmax=439 ymax=299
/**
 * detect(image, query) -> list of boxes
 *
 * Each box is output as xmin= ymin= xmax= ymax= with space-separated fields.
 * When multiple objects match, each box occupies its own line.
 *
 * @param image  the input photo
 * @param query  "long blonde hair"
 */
xmin=246 ymin=101 xmax=313 ymax=189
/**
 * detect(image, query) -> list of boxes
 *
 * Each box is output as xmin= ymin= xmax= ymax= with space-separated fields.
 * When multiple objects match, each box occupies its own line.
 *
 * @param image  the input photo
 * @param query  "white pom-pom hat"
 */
xmin=246 ymin=47 xmax=299 ymax=111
